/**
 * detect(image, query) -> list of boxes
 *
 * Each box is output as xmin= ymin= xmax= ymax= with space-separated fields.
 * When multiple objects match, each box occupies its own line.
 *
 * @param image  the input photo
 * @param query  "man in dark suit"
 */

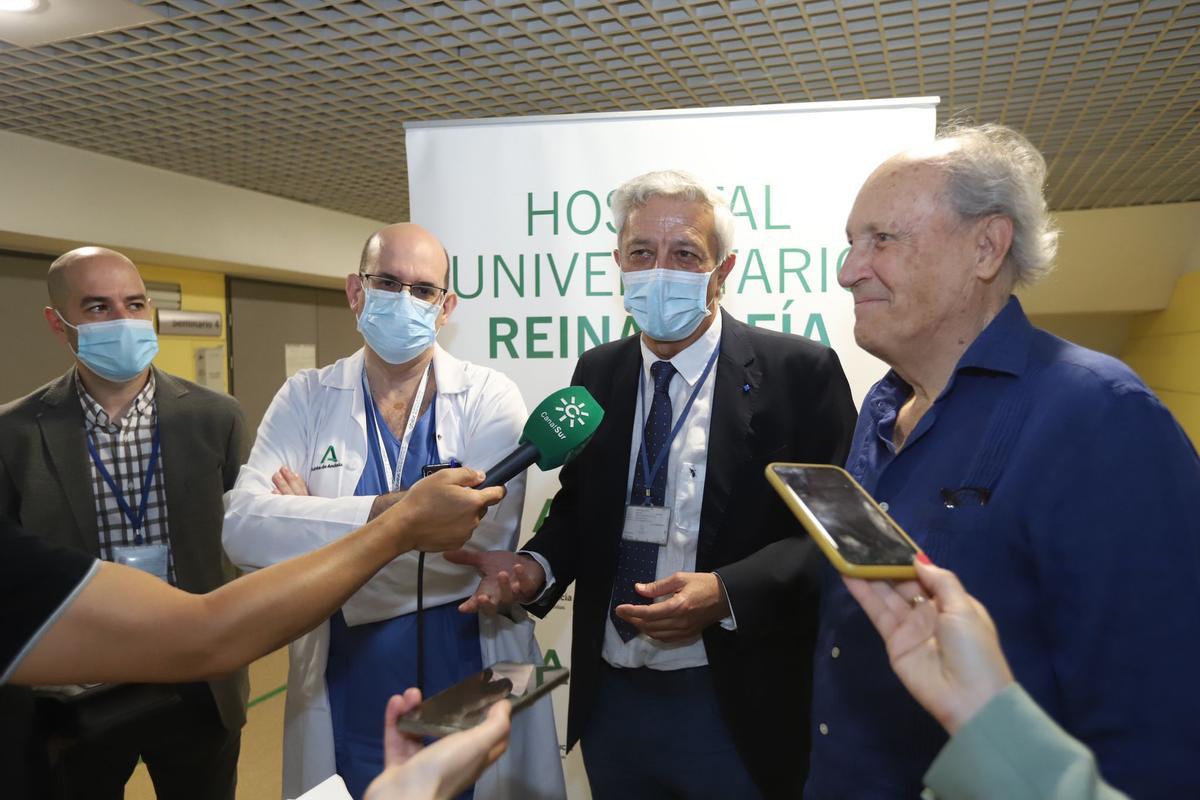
xmin=450 ymin=171 xmax=857 ymax=798
xmin=0 ymin=247 xmax=248 ymax=799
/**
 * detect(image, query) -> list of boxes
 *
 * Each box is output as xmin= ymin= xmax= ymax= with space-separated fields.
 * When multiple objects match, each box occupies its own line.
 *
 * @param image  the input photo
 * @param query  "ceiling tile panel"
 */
xmin=0 ymin=0 xmax=1195 ymax=219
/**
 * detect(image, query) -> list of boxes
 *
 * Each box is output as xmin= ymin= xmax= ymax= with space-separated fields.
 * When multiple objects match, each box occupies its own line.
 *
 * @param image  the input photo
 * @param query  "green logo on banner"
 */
xmin=532 ymin=498 xmax=553 ymax=533
xmin=320 ymin=445 xmax=339 ymax=464
xmin=543 ymin=649 xmax=562 ymax=668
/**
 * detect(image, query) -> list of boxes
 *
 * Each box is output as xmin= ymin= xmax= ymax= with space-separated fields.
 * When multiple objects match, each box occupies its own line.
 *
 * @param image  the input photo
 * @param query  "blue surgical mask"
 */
xmin=621 ymin=268 xmax=714 ymax=342
xmin=356 ymin=287 xmax=440 ymax=365
xmin=57 ymin=313 xmax=159 ymax=382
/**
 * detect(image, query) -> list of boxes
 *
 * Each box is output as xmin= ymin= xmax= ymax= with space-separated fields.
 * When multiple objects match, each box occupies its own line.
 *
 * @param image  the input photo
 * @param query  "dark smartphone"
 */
xmin=765 ymin=463 xmax=922 ymax=579
xmin=421 ymin=460 xmax=461 ymax=478
xmin=395 ymin=662 xmax=569 ymax=738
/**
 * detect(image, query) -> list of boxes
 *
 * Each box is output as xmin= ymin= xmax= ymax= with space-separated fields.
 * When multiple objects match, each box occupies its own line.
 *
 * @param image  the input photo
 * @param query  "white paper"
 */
xmin=284 ymin=343 xmax=317 ymax=377
xmin=193 ymin=346 xmax=226 ymax=393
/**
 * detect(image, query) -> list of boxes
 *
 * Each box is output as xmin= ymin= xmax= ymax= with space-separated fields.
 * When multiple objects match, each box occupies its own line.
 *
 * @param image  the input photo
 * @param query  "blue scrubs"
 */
xmin=326 ymin=383 xmax=482 ymax=800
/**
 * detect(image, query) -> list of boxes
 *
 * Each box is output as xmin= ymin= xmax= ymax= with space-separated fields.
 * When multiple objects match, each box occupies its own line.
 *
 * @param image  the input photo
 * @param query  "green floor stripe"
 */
xmin=248 ymin=684 xmax=287 ymax=709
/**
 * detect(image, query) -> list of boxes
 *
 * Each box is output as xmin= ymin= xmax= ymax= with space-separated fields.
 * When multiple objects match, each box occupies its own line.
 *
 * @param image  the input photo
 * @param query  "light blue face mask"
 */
xmin=621 ymin=267 xmax=715 ymax=342
xmin=356 ymin=287 xmax=440 ymax=365
xmin=58 ymin=313 xmax=159 ymax=382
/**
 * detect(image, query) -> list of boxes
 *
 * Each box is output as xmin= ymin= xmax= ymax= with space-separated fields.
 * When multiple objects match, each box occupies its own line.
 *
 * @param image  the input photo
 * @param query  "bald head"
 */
xmin=358 ymin=223 xmax=451 ymax=287
xmin=46 ymin=246 xmax=150 ymax=328
xmin=48 ymin=247 xmax=139 ymax=309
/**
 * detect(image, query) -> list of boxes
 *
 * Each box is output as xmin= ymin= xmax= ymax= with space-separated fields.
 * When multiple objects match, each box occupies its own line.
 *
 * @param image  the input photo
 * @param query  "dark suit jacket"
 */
xmin=523 ymin=310 xmax=857 ymax=798
xmin=0 ymin=367 xmax=249 ymax=731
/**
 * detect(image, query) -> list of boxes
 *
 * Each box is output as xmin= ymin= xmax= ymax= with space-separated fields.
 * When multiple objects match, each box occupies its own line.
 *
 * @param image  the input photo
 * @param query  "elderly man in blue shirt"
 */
xmin=806 ymin=122 xmax=1200 ymax=799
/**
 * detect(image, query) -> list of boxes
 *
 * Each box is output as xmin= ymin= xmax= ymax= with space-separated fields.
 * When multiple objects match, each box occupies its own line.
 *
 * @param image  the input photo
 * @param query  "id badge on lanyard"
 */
xmin=364 ymin=363 xmax=433 ymax=493
xmin=622 ymin=505 xmax=671 ymax=544
xmin=620 ymin=345 xmax=720 ymax=548
xmin=87 ymin=426 xmax=168 ymax=581
xmin=112 ymin=543 xmax=170 ymax=581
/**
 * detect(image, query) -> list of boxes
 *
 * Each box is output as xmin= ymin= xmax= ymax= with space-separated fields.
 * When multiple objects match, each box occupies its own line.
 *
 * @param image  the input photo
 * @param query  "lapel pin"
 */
xmin=742 ymin=383 xmax=751 ymax=393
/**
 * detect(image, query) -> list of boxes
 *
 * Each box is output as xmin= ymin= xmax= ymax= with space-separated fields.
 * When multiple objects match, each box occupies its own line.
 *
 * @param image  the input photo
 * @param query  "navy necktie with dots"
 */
xmin=610 ymin=360 xmax=676 ymax=642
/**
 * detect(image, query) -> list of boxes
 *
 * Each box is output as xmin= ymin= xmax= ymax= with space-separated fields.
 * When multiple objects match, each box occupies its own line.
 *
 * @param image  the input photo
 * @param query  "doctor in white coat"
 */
xmin=223 ymin=224 xmax=565 ymax=800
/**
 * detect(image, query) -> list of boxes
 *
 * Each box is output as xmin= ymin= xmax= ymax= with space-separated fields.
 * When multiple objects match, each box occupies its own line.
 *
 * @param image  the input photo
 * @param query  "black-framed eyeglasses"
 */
xmin=359 ymin=272 xmax=448 ymax=304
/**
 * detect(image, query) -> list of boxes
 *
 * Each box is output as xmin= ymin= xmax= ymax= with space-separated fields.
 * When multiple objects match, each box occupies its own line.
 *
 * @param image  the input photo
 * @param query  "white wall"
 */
xmin=0 ymin=129 xmax=383 ymax=286
xmin=3 ymin=127 xmax=1197 ymax=315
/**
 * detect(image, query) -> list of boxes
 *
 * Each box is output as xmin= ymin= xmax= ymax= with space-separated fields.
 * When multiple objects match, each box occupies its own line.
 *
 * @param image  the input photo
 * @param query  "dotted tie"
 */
xmin=610 ymin=360 xmax=675 ymax=642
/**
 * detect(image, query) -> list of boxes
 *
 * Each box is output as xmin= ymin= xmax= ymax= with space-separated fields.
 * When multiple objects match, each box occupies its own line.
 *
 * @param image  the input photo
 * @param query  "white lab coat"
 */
xmin=223 ymin=346 xmax=565 ymax=800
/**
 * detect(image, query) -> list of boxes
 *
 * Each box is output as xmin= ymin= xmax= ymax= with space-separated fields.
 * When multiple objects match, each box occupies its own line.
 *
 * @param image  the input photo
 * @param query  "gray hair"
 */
xmin=926 ymin=122 xmax=1059 ymax=286
xmin=610 ymin=170 xmax=736 ymax=264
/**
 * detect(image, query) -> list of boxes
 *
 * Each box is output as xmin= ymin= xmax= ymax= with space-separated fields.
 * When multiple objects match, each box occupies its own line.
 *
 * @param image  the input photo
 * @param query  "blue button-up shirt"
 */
xmin=806 ymin=297 xmax=1200 ymax=799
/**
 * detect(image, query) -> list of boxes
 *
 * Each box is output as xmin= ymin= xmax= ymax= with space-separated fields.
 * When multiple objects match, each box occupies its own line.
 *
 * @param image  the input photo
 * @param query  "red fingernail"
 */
xmin=916 ymin=552 xmax=933 ymax=565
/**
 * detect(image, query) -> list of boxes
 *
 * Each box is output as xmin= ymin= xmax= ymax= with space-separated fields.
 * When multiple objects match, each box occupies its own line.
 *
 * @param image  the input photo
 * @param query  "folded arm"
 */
xmin=222 ymin=375 xmax=376 ymax=570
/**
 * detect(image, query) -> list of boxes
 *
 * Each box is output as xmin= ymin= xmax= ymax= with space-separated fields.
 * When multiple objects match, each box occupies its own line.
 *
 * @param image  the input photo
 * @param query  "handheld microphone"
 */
xmin=479 ymin=387 xmax=605 ymax=488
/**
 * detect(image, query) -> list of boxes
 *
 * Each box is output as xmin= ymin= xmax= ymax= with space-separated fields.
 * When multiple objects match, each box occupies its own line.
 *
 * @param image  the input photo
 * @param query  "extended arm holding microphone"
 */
xmin=10 ymin=469 xmax=501 ymax=686
xmin=447 ymin=386 xmax=605 ymax=612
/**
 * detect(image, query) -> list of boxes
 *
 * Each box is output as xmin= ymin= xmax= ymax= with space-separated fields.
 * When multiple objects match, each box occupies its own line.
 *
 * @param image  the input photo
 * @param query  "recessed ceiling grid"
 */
xmin=0 ymin=0 xmax=1195 ymax=222
xmin=993 ymin=2 xmax=1041 ymax=126
xmin=1032 ymin=0 xmax=1153 ymax=199
xmin=1052 ymin=4 xmax=1196 ymax=208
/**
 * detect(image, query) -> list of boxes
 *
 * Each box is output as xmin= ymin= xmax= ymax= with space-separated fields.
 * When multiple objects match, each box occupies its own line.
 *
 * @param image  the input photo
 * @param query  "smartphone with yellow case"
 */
xmin=765 ymin=463 xmax=922 ymax=579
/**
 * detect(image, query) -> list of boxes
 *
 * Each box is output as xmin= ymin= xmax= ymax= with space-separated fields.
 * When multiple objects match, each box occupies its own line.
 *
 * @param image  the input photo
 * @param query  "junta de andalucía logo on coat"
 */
xmin=312 ymin=444 xmax=342 ymax=471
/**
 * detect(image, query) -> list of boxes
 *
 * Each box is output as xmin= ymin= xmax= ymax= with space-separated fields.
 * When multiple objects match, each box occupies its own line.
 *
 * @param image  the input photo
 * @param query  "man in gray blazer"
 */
xmin=0 ymin=247 xmax=248 ymax=799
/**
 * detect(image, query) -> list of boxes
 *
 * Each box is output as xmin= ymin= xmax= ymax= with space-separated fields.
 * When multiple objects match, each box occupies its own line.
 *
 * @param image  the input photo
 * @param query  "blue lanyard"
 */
xmin=362 ymin=371 xmax=437 ymax=491
xmin=636 ymin=344 xmax=720 ymax=505
xmin=86 ymin=425 xmax=162 ymax=544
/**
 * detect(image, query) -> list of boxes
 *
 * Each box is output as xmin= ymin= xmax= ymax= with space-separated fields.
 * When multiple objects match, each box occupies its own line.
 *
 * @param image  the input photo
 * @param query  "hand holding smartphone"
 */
xmin=395 ymin=662 xmax=568 ymax=738
xmin=765 ymin=463 xmax=923 ymax=579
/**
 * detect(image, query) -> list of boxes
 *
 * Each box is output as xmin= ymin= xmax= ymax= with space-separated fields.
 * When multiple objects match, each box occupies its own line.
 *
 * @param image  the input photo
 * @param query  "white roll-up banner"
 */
xmin=406 ymin=97 xmax=938 ymax=796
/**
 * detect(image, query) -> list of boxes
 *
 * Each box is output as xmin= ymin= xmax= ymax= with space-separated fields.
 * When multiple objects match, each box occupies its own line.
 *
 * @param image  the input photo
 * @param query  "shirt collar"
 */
xmin=76 ymin=370 xmax=157 ymax=432
xmin=865 ymin=296 xmax=1034 ymax=437
xmin=337 ymin=345 xmax=470 ymax=396
xmin=429 ymin=343 xmax=469 ymax=395
xmin=638 ymin=308 xmax=723 ymax=387
xmin=872 ymin=295 xmax=1034 ymax=402
xmin=954 ymin=295 xmax=1034 ymax=378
